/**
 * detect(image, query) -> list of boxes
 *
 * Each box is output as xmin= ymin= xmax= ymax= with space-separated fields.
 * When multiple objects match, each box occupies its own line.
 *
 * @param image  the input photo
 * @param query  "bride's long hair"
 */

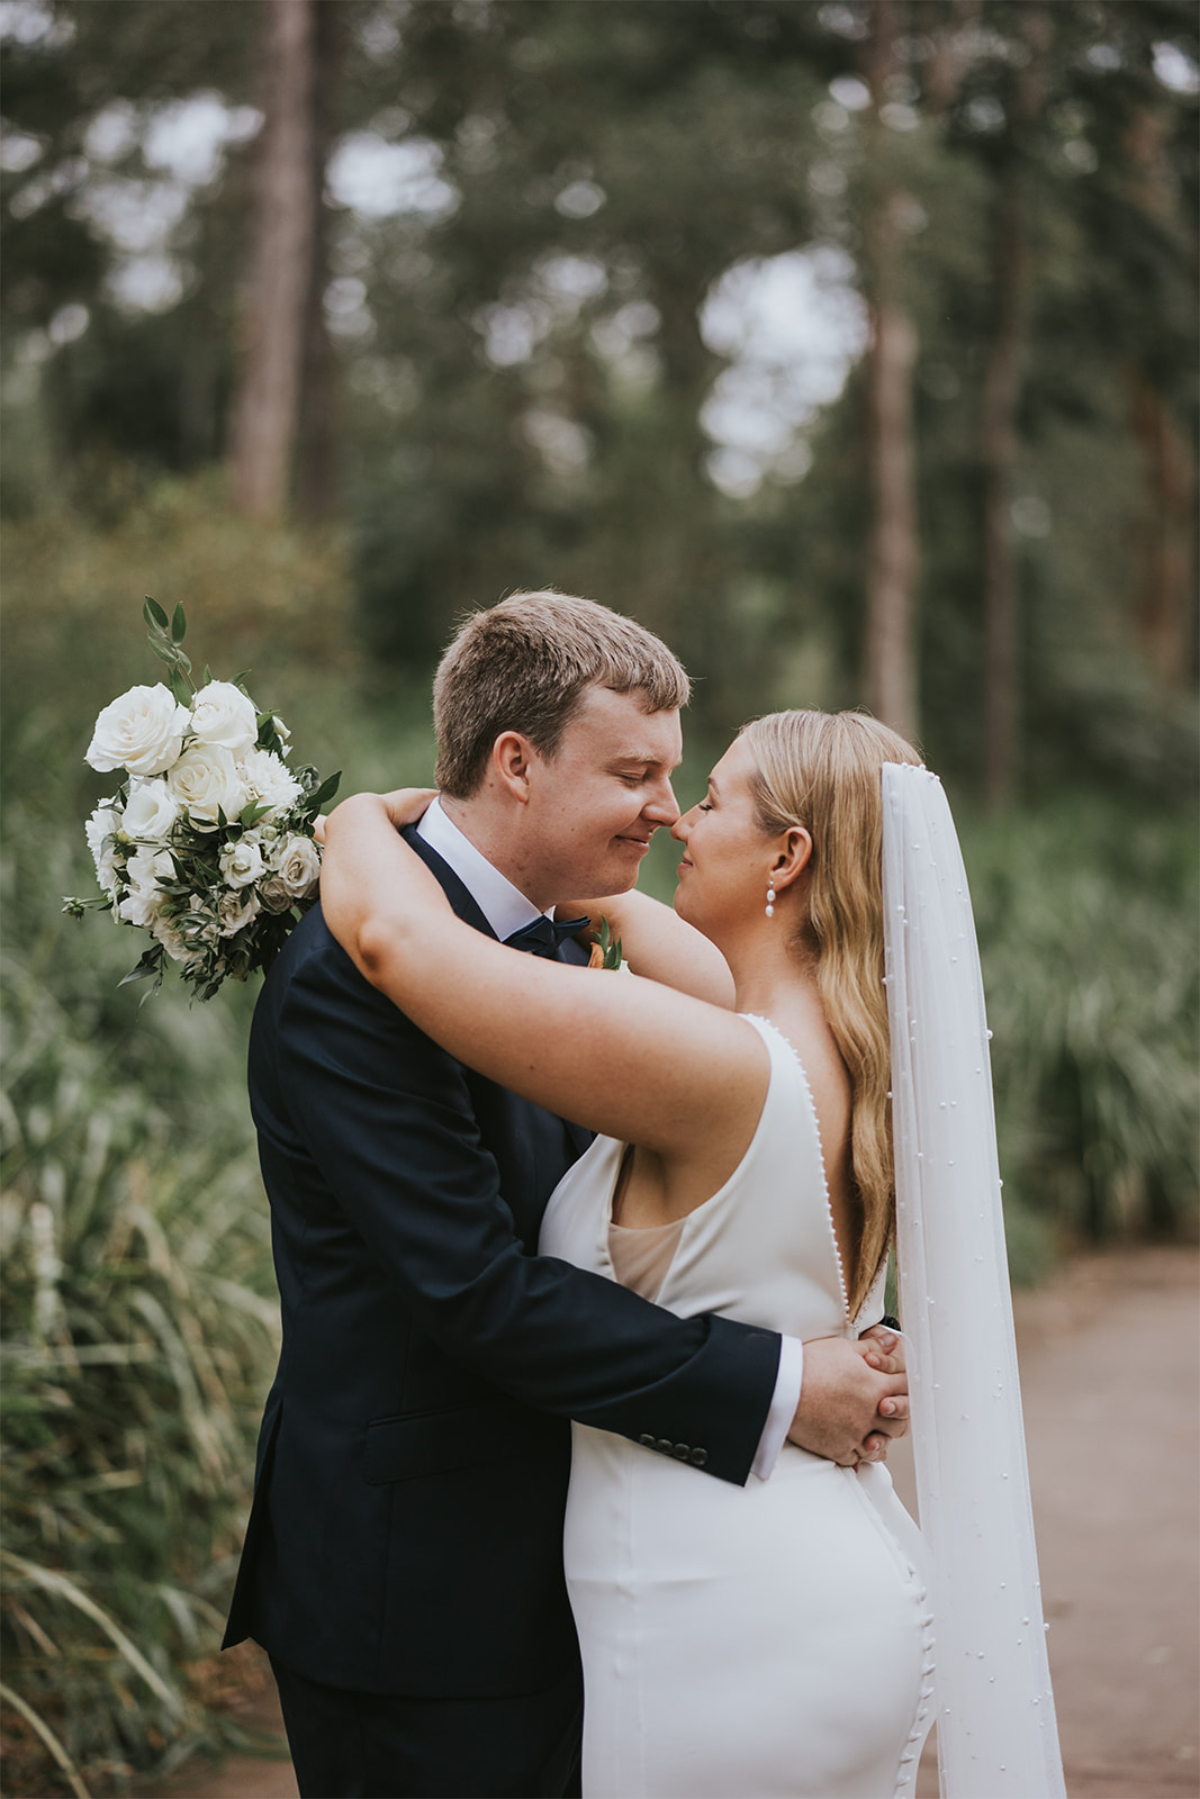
xmin=740 ymin=710 xmax=922 ymax=1316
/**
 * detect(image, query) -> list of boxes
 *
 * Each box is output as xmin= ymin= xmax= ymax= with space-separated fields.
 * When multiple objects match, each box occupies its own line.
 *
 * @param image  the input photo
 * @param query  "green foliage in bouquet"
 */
xmin=65 ymin=603 xmax=339 ymax=1001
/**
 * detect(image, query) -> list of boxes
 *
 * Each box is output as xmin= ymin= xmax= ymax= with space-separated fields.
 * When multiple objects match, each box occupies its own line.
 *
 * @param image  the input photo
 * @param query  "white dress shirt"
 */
xmin=416 ymin=796 xmax=804 ymax=1478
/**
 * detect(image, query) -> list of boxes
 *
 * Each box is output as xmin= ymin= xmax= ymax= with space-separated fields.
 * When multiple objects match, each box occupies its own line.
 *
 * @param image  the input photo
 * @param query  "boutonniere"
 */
xmin=587 ymin=917 xmax=625 ymax=971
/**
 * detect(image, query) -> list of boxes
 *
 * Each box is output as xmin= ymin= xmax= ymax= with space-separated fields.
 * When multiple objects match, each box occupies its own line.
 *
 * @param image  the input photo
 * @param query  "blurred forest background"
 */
xmin=1 ymin=0 xmax=1196 ymax=1792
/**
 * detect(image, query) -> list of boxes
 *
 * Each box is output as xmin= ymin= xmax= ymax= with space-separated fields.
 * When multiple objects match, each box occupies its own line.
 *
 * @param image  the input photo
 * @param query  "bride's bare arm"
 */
xmin=558 ymin=889 xmax=735 ymax=1009
xmin=319 ymin=793 xmax=766 ymax=1162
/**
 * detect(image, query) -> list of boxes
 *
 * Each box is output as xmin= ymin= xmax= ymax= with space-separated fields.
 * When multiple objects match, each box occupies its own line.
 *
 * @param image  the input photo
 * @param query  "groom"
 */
xmin=224 ymin=591 xmax=909 ymax=1799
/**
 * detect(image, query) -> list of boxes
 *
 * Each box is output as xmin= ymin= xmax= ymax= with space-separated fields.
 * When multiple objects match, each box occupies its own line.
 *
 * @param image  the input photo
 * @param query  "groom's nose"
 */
xmin=643 ymin=775 xmax=681 ymax=828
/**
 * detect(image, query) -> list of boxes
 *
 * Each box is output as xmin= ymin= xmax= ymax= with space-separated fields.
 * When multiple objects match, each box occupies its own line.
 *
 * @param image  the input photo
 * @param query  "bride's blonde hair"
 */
xmin=739 ymin=710 xmax=922 ymax=1315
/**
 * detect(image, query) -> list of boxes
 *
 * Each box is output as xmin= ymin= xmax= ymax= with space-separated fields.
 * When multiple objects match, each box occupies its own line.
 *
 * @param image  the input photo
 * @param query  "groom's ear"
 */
xmin=490 ymin=731 xmax=538 ymax=805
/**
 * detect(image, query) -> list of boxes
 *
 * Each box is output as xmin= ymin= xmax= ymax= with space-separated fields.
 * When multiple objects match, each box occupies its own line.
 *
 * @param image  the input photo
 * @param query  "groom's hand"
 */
xmin=786 ymin=1334 xmax=909 ymax=1468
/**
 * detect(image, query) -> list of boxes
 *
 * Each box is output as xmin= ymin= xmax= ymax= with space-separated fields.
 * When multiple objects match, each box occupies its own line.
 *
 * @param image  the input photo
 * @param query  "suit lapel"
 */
xmin=402 ymin=825 xmax=499 ymax=939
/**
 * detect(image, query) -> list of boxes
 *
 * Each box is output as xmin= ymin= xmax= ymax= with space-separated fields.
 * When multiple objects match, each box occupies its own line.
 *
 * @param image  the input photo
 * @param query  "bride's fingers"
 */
xmin=861 ymin=1434 xmax=889 ymax=1462
xmin=878 ymin=1395 xmax=909 ymax=1421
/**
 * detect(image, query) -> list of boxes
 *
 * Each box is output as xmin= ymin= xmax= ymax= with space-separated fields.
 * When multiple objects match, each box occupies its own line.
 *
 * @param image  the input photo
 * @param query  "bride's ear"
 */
xmin=770 ymin=826 xmax=813 ymax=896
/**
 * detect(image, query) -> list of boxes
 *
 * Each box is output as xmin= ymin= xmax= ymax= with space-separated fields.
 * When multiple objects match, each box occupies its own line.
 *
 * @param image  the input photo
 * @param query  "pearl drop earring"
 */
xmin=765 ymin=882 xmax=777 ymax=919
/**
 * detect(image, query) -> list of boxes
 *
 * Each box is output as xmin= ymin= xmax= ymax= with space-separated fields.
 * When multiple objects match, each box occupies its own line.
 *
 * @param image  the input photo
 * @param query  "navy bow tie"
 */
xmin=504 ymin=915 xmax=590 ymax=957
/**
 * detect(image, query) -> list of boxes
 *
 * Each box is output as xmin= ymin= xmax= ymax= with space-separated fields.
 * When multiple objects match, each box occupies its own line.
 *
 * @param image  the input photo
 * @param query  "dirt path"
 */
xmin=155 ymin=1246 xmax=1198 ymax=1799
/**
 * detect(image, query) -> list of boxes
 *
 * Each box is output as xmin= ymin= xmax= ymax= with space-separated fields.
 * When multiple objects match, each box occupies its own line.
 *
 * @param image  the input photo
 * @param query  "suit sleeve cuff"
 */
xmin=750 ymin=1335 xmax=804 ymax=1480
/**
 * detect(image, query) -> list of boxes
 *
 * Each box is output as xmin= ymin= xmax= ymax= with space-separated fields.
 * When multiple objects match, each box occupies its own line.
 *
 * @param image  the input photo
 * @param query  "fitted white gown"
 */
xmin=540 ymin=1015 xmax=935 ymax=1799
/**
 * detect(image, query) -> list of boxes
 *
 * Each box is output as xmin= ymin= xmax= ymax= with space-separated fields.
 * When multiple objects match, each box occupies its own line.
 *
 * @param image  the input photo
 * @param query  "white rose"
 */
xmin=121 ymin=778 xmax=180 ymax=841
xmin=169 ymin=742 xmax=248 ymax=827
xmin=188 ymin=681 xmax=259 ymax=758
xmin=219 ymin=836 xmax=265 ymax=889
xmin=258 ymin=876 xmax=295 ymax=914
xmin=271 ymin=834 xmax=321 ymax=900
xmin=85 ymin=804 xmax=124 ymax=897
xmin=86 ymin=684 xmax=190 ymax=777
xmin=150 ymin=912 xmax=205 ymax=963
xmin=218 ymin=888 xmax=260 ymax=938
xmin=239 ymin=748 xmax=303 ymax=818
xmin=118 ymin=846 xmax=175 ymax=928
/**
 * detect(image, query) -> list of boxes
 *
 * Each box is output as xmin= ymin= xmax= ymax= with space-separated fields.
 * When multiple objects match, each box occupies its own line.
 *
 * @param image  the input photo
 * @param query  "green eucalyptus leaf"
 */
xmin=143 ymin=597 xmax=168 ymax=631
xmin=170 ymin=604 xmax=187 ymax=644
xmin=306 ymin=771 xmax=342 ymax=813
xmin=169 ymin=668 xmax=191 ymax=707
xmin=119 ymin=948 xmax=165 ymax=988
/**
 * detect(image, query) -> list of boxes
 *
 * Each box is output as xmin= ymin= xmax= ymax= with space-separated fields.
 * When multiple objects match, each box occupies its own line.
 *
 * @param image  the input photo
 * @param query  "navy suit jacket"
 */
xmin=224 ymin=832 xmax=782 ymax=1697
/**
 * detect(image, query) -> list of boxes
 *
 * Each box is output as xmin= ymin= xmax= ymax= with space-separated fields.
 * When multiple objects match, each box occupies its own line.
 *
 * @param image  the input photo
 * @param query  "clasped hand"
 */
xmin=788 ymin=1328 xmax=908 ymax=1468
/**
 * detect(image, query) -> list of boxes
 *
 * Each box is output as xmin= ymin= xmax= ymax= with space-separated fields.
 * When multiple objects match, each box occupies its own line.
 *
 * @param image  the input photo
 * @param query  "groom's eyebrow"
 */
xmin=607 ymin=751 xmax=680 ymax=773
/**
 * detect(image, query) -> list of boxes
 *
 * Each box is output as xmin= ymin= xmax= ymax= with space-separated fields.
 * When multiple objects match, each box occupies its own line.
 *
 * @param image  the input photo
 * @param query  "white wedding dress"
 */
xmin=540 ymin=1014 xmax=935 ymax=1799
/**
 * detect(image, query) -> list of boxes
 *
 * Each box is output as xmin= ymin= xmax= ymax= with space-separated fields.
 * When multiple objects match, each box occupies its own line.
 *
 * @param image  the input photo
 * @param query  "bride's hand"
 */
xmin=377 ymin=787 xmax=439 ymax=830
xmin=320 ymin=788 xmax=437 ymax=848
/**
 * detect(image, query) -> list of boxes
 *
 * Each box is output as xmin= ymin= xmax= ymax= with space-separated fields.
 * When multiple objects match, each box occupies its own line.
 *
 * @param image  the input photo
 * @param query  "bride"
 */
xmin=319 ymin=709 xmax=1061 ymax=1799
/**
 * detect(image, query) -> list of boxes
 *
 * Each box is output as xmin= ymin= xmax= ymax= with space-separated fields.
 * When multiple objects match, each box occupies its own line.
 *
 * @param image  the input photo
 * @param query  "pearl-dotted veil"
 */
xmin=881 ymin=764 xmax=1066 ymax=1799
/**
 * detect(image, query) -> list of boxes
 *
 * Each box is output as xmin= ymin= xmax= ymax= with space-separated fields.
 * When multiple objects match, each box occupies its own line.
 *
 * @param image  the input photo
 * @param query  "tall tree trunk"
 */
xmin=1129 ymin=371 xmax=1197 ymax=688
xmin=863 ymin=0 xmax=920 ymax=745
xmin=921 ymin=0 xmax=982 ymax=121
xmin=296 ymin=0 xmax=345 ymax=521
xmin=1123 ymin=105 xmax=1197 ymax=691
xmin=980 ymin=172 xmax=1030 ymax=807
xmin=980 ymin=7 xmax=1048 ymax=808
xmin=230 ymin=0 xmax=320 ymax=521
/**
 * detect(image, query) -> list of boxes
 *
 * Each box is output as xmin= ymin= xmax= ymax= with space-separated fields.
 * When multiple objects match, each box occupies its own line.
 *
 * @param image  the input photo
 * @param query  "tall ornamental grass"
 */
xmin=1 ymin=820 xmax=280 ymax=1796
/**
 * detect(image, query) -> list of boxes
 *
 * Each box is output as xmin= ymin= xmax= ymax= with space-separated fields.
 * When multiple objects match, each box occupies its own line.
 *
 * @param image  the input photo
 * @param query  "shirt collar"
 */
xmin=416 ymin=796 xmax=546 ymax=942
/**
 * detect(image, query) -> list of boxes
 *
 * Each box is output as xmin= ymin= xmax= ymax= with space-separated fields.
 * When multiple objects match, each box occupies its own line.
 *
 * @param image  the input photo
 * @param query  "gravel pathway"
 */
xmin=153 ymin=1246 xmax=1198 ymax=1799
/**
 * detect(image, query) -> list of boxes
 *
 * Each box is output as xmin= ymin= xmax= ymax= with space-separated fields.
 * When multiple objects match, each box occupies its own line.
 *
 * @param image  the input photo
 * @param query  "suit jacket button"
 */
xmin=656 ymin=1438 xmax=673 ymax=1456
xmin=638 ymin=1434 xmax=656 ymax=1449
xmin=672 ymin=1443 xmax=691 ymax=1461
xmin=689 ymin=1447 xmax=708 ymax=1467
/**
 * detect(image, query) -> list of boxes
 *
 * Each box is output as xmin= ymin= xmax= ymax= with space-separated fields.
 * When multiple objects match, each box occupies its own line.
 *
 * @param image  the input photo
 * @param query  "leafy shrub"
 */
xmin=963 ymin=795 xmax=1198 ymax=1250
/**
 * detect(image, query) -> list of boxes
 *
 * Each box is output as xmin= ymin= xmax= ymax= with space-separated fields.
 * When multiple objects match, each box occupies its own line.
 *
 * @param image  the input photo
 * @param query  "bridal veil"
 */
xmin=881 ymin=763 xmax=1066 ymax=1799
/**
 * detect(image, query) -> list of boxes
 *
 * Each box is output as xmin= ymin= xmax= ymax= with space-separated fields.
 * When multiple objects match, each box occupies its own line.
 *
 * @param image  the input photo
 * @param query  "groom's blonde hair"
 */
xmin=433 ymin=590 xmax=690 ymax=798
xmin=740 ymin=709 xmax=922 ymax=1316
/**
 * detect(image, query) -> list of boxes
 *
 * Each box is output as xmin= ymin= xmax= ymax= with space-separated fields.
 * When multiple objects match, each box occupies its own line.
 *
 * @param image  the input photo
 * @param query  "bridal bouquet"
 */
xmin=64 ymin=601 xmax=339 ymax=1001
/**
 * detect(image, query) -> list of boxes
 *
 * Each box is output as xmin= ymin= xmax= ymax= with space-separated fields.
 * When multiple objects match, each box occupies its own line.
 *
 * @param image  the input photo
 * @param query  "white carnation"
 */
xmin=218 ymin=888 xmax=260 ymax=938
xmin=169 ymin=742 xmax=248 ymax=827
xmin=239 ymin=747 xmax=303 ymax=818
xmin=271 ymin=834 xmax=321 ymax=901
xmin=121 ymin=778 xmax=180 ymax=841
xmin=189 ymin=681 xmax=259 ymax=758
xmin=86 ymin=684 xmax=190 ymax=777
xmin=219 ymin=836 xmax=265 ymax=890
